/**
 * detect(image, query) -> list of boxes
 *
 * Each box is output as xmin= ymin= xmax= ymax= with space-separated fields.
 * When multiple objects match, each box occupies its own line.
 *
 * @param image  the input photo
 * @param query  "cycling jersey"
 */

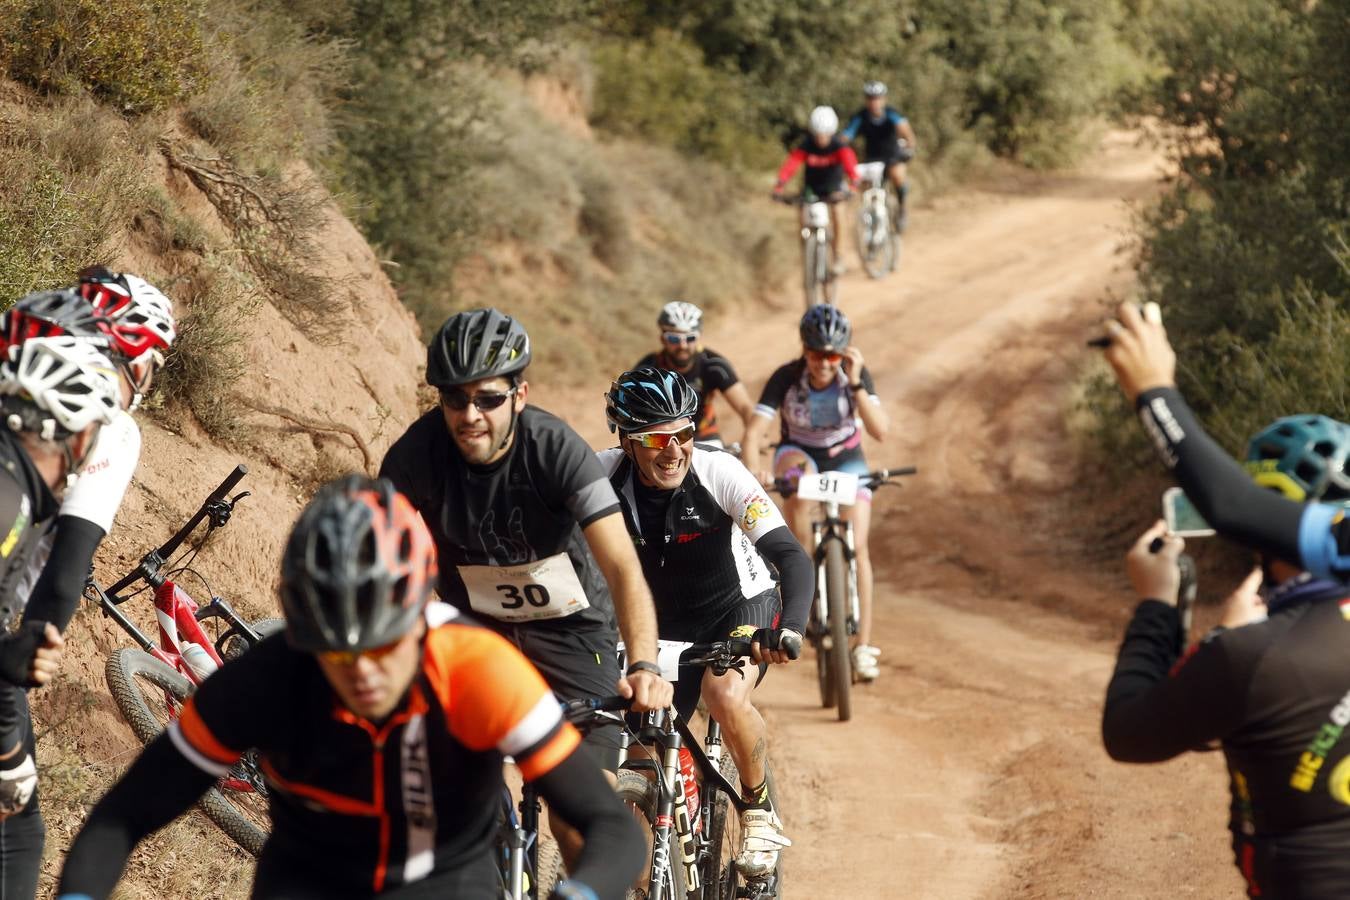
xmin=597 ymin=447 xmax=809 ymax=634
xmin=58 ymin=603 xmax=643 ymax=899
xmin=1104 ymin=581 xmax=1350 ymax=897
xmin=775 ymin=137 xmax=860 ymax=197
xmin=635 ymin=349 xmax=740 ymax=442
xmin=1135 ymin=387 xmax=1350 ymax=582
xmin=842 ymin=106 xmax=908 ymax=162
xmin=380 ymin=406 xmax=621 ymax=631
xmin=755 ymin=359 xmax=879 ymax=451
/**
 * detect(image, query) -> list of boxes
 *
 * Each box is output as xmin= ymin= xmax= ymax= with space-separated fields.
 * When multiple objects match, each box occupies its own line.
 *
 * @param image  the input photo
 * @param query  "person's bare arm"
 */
xmin=844 ymin=348 xmax=890 ymax=441
xmin=720 ymin=382 xmax=757 ymax=441
xmin=740 ymin=411 xmax=776 ymax=486
xmin=898 ymin=119 xmax=917 ymax=149
xmin=582 ymin=513 xmax=672 ymax=712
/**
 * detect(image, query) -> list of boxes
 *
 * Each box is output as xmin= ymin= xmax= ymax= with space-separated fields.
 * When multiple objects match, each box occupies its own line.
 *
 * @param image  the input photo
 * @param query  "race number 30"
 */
xmin=495 ymin=583 xmax=552 ymax=610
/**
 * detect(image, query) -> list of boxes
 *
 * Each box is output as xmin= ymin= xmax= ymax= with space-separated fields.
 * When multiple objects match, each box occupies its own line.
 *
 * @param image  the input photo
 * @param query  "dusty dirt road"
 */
xmin=686 ymin=131 xmax=1242 ymax=898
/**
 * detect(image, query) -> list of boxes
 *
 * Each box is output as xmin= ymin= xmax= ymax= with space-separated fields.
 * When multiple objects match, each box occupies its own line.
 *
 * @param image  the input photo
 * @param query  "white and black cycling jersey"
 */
xmin=597 ymin=445 xmax=785 ymax=625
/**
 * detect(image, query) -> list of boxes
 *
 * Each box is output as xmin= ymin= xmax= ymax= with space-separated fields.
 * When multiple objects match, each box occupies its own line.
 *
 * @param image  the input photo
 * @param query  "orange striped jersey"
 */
xmin=167 ymin=603 xmax=580 ymax=894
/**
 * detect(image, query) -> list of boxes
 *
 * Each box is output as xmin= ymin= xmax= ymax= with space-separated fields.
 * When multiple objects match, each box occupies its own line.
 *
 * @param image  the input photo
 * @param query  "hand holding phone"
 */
xmin=1162 ymin=486 xmax=1215 ymax=538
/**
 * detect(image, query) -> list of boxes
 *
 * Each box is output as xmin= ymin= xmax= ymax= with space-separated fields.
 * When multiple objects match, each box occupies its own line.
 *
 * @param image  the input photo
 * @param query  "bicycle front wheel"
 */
xmin=703 ymin=753 xmax=741 ymax=900
xmin=616 ymin=770 xmax=687 ymax=900
xmin=824 ymin=540 xmax=852 ymax=722
xmin=105 ymin=647 xmax=269 ymax=855
xmin=802 ymin=240 xmax=821 ymax=309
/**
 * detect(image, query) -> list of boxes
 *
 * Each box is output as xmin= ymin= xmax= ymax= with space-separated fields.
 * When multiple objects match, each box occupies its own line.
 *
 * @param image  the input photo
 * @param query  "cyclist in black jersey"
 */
xmin=1099 ymin=301 xmax=1350 ymax=582
xmin=1103 ymin=414 xmax=1350 ymax=897
xmin=841 ymin=81 xmax=918 ymax=231
xmin=634 ymin=302 xmax=756 ymax=448
xmin=57 ymin=477 xmax=643 ymax=900
xmin=599 ymin=367 xmax=811 ymax=877
xmin=379 ymin=308 xmax=671 ymax=867
xmin=0 ymin=332 xmax=120 ymax=900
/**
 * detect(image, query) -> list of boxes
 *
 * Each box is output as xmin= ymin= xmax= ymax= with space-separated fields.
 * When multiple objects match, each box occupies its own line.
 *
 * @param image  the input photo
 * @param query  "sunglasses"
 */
xmin=662 ymin=332 xmax=699 ymax=346
xmin=805 ymin=350 xmax=843 ymax=363
xmin=627 ymin=425 xmax=696 ymax=450
xmin=440 ymin=388 xmax=516 ymax=412
xmin=319 ymin=638 xmax=404 ymax=667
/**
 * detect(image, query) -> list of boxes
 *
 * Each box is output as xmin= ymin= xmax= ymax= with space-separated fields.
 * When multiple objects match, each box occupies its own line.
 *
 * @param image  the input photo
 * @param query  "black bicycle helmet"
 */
xmin=280 ymin=476 xmax=438 ymax=653
xmin=800 ymin=304 xmax=852 ymax=351
xmin=1 ymin=289 xmax=113 ymax=351
xmin=605 ymin=366 xmax=700 ymax=434
xmin=426 ymin=308 xmax=531 ymax=388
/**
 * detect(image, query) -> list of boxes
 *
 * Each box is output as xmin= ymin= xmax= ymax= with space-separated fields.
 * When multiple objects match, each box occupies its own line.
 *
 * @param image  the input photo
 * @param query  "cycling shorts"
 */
xmin=661 ymin=589 xmax=781 ymax=720
xmin=253 ymin=843 xmax=499 ymax=899
xmin=868 ymin=147 xmax=914 ymax=171
xmin=773 ymin=440 xmax=873 ymax=503
xmin=487 ymin=619 xmax=623 ymax=771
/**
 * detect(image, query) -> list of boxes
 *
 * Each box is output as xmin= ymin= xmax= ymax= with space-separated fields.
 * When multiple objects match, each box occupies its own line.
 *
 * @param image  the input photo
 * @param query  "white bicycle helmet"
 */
xmin=77 ymin=268 xmax=177 ymax=361
xmin=863 ymin=81 xmax=888 ymax=97
xmin=657 ymin=301 xmax=703 ymax=333
xmin=0 ymin=336 xmax=120 ymax=440
xmin=808 ymin=106 xmax=839 ymax=137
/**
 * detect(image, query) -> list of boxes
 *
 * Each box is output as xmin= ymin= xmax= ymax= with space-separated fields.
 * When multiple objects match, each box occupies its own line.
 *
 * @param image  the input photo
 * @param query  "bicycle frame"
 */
xmin=499 ymin=782 xmax=544 ymax=900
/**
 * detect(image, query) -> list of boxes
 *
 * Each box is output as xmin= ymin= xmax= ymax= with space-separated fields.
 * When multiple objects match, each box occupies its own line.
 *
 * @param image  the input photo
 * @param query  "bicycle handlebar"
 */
xmin=106 ymin=464 xmax=250 ymax=596
xmin=770 ymin=464 xmax=918 ymax=495
xmin=773 ymin=191 xmax=852 ymax=206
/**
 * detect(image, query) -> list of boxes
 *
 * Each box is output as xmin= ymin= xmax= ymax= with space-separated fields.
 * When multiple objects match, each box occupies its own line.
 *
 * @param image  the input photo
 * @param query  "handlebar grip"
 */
xmin=211 ymin=464 xmax=249 ymax=502
xmin=780 ymin=633 xmax=803 ymax=660
xmin=591 ymin=695 xmax=632 ymax=713
xmin=880 ymin=466 xmax=918 ymax=478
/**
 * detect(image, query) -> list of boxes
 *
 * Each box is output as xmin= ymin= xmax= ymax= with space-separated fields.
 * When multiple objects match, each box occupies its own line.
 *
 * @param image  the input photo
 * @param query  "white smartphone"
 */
xmin=1162 ymin=486 xmax=1215 ymax=538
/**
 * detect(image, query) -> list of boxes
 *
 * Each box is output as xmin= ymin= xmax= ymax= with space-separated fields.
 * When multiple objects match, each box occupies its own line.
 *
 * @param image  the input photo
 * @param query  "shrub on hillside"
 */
xmin=0 ymin=0 xmax=207 ymax=113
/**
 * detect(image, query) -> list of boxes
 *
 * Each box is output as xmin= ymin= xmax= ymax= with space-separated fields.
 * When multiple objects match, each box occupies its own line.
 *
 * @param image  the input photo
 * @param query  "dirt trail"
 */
xmin=686 ymin=131 xmax=1242 ymax=898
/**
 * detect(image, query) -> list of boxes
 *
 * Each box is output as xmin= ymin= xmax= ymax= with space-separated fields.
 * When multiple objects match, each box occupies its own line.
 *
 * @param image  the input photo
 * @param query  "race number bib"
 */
xmin=458 ymin=553 xmax=591 ymax=622
xmin=795 ymin=471 xmax=860 ymax=506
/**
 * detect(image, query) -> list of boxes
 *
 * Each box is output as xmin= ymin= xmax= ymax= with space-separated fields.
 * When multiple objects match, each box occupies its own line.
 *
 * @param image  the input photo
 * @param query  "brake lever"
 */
xmin=205 ymin=491 xmax=252 ymax=528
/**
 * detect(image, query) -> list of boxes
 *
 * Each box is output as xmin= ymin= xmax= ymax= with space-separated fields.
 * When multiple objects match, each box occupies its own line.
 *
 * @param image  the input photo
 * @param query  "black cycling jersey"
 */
xmin=597 ymin=447 xmax=811 ymax=635
xmin=775 ymin=136 xmax=859 ymax=197
xmin=1104 ymin=580 xmax=1350 ymax=897
xmin=58 ymin=605 xmax=643 ymax=899
xmin=1135 ymin=387 xmax=1350 ymax=581
xmin=380 ymin=406 xmax=622 ymax=631
xmin=635 ymin=349 xmax=739 ymax=442
xmin=842 ymin=106 xmax=907 ymax=162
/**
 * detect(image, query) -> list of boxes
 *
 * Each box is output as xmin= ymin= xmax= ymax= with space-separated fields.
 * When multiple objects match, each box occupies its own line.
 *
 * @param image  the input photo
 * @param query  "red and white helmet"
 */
xmin=76 ymin=268 xmax=177 ymax=363
xmin=0 ymin=335 xmax=120 ymax=440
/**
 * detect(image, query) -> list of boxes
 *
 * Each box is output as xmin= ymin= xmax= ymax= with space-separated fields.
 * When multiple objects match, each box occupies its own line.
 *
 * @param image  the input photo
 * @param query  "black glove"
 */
xmin=0 ymin=621 xmax=49 ymax=687
xmin=753 ymin=628 xmax=803 ymax=660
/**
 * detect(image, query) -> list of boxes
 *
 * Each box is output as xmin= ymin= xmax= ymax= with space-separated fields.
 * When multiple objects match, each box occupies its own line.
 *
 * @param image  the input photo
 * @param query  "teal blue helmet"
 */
xmin=1243 ymin=415 xmax=1350 ymax=507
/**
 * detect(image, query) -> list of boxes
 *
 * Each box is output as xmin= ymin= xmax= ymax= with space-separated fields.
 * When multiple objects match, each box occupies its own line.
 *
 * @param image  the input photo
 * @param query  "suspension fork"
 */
xmin=844 ymin=519 xmax=860 ymax=632
xmin=518 ymin=783 xmax=542 ymax=900
xmin=648 ymin=721 xmax=684 ymax=897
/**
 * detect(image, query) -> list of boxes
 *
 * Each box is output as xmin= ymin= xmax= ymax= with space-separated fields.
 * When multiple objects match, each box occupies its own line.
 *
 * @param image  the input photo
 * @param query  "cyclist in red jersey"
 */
xmin=633 ymin=302 xmax=757 ymax=448
xmin=772 ymin=105 xmax=860 ymax=274
xmin=56 ymin=477 xmax=643 ymax=900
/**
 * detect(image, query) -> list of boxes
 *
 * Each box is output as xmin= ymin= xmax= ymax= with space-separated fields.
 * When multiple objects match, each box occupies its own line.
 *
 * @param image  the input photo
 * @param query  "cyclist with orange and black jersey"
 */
xmin=773 ymin=106 xmax=860 ymax=274
xmin=56 ymin=477 xmax=644 ymax=900
xmin=1100 ymin=300 xmax=1350 ymax=582
xmin=597 ymin=367 xmax=811 ymax=878
xmin=1103 ymin=417 xmax=1350 ymax=898
xmin=633 ymin=302 xmax=756 ymax=448
xmin=378 ymin=309 xmax=670 ymax=865
xmin=740 ymin=305 xmax=890 ymax=682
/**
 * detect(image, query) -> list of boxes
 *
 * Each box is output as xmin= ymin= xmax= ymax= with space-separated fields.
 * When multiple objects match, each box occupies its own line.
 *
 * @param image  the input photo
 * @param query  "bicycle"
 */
xmin=615 ymin=639 xmax=780 ymax=900
xmin=497 ymin=695 xmax=631 ymax=900
xmin=776 ymin=466 xmax=916 ymax=722
xmin=85 ymin=464 xmax=279 ymax=855
xmin=774 ymin=190 xmax=849 ymax=309
xmin=854 ymin=162 xmax=899 ymax=278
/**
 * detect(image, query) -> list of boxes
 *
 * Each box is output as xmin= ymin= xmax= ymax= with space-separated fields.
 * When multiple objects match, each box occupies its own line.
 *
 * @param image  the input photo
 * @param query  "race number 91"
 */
xmin=495 ymin=583 xmax=551 ymax=609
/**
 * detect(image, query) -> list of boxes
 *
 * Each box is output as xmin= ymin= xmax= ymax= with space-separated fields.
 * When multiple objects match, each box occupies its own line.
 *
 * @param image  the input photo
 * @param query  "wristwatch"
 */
xmin=848 ymin=382 xmax=865 ymax=391
xmin=625 ymin=660 xmax=662 ymax=678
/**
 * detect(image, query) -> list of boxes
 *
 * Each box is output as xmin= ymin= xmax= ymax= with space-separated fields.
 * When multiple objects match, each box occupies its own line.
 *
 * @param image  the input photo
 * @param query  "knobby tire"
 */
xmin=616 ymin=769 xmax=687 ymax=900
xmin=106 ymin=646 xmax=269 ymax=855
xmin=824 ymin=540 xmax=852 ymax=722
xmin=703 ymin=752 xmax=741 ymax=900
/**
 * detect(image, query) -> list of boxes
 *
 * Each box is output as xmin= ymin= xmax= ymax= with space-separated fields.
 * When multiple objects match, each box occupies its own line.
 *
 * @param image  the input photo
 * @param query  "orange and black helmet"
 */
xmin=280 ymin=476 xmax=438 ymax=653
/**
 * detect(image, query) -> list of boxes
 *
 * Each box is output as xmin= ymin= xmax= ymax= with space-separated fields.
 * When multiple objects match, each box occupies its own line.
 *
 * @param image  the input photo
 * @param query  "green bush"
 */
xmin=0 ymin=0 xmax=207 ymax=113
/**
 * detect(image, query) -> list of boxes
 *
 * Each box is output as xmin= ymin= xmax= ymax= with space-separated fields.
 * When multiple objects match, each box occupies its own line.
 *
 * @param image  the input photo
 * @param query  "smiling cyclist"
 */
xmin=597 ymin=367 xmax=812 ymax=877
xmin=740 ymin=305 xmax=890 ymax=682
xmin=56 ymin=477 xmax=643 ymax=900
xmin=634 ymin=302 xmax=757 ymax=449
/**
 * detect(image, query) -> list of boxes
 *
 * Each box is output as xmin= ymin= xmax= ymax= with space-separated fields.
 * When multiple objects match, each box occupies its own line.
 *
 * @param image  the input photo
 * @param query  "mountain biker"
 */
xmin=56 ymin=476 xmax=645 ymax=900
xmin=633 ymin=302 xmax=757 ymax=449
xmin=842 ymin=81 xmax=918 ymax=233
xmin=1103 ymin=416 xmax=1350 ymax=897
xmin=0 ymin=333 xmax=120 ymax=900
xmin=1099 ymin=300 xmax=1350 ymax=582
xmin=740 ymin=305 xmax=890 ymax=681
xmin=597 ymin=367 xmax=814 ymax=878
xmin=379 ymin=308 xmax=671 ymax=865
xmin=773 ymin=105 xmax=860 ymax=275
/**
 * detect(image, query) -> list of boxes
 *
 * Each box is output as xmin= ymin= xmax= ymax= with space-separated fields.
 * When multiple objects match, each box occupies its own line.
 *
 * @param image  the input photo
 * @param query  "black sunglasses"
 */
xmin=440 ymin=388 xmax=516 ymax=412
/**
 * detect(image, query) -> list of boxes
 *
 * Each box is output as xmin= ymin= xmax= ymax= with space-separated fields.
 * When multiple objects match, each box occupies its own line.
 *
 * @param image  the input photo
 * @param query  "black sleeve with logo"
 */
xmin=699 ymin=350 xmax=740 ymax=392
xmin=756 ymin=362 xmax=801 ymax=412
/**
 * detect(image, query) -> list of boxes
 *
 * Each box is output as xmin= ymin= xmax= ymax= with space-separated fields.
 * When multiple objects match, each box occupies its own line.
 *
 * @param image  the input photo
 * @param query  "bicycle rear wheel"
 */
xmin=824 ymin=541 xmax=852 ymax=722
xmin=105 ymin=647 xmax=269 ymax=855
xmin=616 ymin=769 xmax=687 ymax=900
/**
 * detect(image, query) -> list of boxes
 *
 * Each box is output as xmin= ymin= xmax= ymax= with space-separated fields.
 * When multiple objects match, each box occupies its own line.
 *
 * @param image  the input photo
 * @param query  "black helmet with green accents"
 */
xmin=426 ymin=308 xmax=531 ymax=388
xmin=1244 ymin=415 xmax=1350 ymax=506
